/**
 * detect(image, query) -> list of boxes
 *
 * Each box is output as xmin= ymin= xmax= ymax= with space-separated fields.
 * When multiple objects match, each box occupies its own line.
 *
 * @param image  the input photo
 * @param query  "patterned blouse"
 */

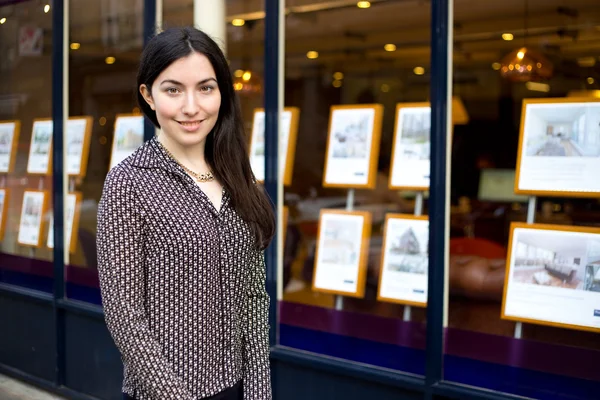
xmin=96 ymin=137 xmax=271 ymax=400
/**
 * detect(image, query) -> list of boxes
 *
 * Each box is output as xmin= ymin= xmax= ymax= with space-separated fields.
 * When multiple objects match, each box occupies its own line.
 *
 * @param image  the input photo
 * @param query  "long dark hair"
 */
xmin=137 ymin=27 xmax=275 ymax=250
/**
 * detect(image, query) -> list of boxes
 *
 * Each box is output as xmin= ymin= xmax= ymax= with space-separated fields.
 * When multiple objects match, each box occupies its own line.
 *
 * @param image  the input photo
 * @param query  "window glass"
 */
xmin=278 ymin=0 xmax=431 ymax=374
xmin=445 ymin=1 xmax=600 ymax=398
xmin=66 ymin=0 xmax=145 ymax=304
xmin=0 ymin=0 xmax=54 ymax=293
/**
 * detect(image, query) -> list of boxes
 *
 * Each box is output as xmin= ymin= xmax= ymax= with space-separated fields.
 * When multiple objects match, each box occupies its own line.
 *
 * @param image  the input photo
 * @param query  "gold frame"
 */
xmin=46 ymin=191 xmax=83 ymax=254
xmin=514 ymin=97 xmax=600 ymax=198
xmin=27 ymin=118 xmax=53 ymax=176
xmin=17 ymin=190 xmax=49 ymax=248
xmin=0 ymin=188 xmax=8 ymax=241
xmin=0 ymin=120 xmax=21 ymax=173
xmin=501 ymin=222 xmax=600 ymax=333
xmin=389 ymin=102 xmax=431 ymax=191
xmin=377 ymin=213 xmax=429 ymax=306
xmin=67 ymin=116 xmax=94 ymax=178
xmin=312 ymin=209 xmax=372 ymax=298
xmin=249 ymin=107 xmax=301 ymax=186
xmin=110 ymin=114 xmax=145 ymax=170
xmin=322 ymin=104 xmax=383 ymax=189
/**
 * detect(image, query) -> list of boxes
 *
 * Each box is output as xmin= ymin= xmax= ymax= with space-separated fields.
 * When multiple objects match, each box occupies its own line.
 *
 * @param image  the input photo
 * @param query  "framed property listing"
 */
xmin=0 ymin=188 xmax=8 ymax=241
xmin=47 ymin=192 xmax=82 ymax=253
xmin=502 ymin=222 xmax=600 ymax=333
xmin=110 ymin=114 xmax=144 ymax=169
xmin=249 ymin=107 xmax=300 ymax=186
xmin=377 ymin=214 xmax=429 ymax=306
xmin=323 ymin=104 xmax=383 ymax=189
xmin=515 ymin=98 xmax=600 ymax=197
xmin=17 ymin=190 xmax=49 ymax=247
xmin=312 ymin=209 xmax=372 ymax=297
xmin=66 ymin=117 xmax=93 ymax=177
xmin=0 ymin=120 xmax=20 ymax=173
xmin=389 ymin=103 xmax=431 ymax=190
xmin=27 ymin=119 xmax=53 ymax=175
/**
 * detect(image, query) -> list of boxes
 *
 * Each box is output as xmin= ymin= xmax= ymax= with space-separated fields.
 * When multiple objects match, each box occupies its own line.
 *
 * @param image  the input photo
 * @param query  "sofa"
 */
xmin=544 ymin=262 xmax=577 ymax=282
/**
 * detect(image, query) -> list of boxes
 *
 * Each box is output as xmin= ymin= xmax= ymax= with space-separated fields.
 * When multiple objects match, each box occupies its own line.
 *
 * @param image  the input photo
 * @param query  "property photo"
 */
xmin=524 ymin=102 xmax=600 ymax=158
xmin=385 ymin=224 xmax=429 ymax=275
xmin=320 ymin=217 xmax=362 ymax=265
xmin=330 ymin=109 xmax=373 ymax=159
xmin=511 ymin=229 xmax=600 ymax=290
xmin=0 ymin=125 xmax=14 ymax=155
xmin=397 ymin=107 xmax=431 ymax=161
xmin=250 ymin=111 xmax=265 ymax=157
xmin=31 ymin=123 xmax=52 ymax=156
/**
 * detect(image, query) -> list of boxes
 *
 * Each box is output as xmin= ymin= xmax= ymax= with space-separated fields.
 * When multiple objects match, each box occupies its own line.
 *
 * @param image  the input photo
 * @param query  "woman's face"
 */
xmin=140 ymin=51 xmax=221 ymax=148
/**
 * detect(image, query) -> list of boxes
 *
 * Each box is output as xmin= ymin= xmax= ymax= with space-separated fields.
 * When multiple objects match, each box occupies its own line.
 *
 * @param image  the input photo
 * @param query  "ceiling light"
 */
xmin=413 ymin=66 xmax=425 ymax=75
xmin=333 ymin=72 xmax=344 ymax=80
xmin=105 ymin=56 xmax=116 ymax=65
xmin=242 ymin=71 xmax=252 ymax=82
xmin=0 ymin=18 xmax=6 ymax=24
xmin=232 ymin=19 xmax=245 ymax=27
xmin=492 ymin=62 xmax=501 ymax=70
xmin=577 ymin=57 xmax=596 ymax=67
xmin=233 ymin=82 xmax=243 ymax=91
xmin=525 ymin=81 xmax=550 ymax=93
xmin=588 ymin=77 xmax=595 ymax=85
xmin=306 ymin=51 xmax=319 ymax=59
xmin=357 ymin=1 xmax=371 ymax=8
xmin=234 ymin=69 xmax=244 ymax=78
xmin=384 ymin=44 xmax=396 ymax=52
xmin=381 ymin=84 xmax=390 ymax=93
xmin=500 ymin=47 xmax=553 ymax=82
xmin=332 ymin=80 xmax=342 ymax=88
xmin=44 ymin=4 xmax=50 ymax=13
xmin=70 ymin=42 xmax=80 ymax=50
xmin=502 ymin=33 xmax=514 ymax=41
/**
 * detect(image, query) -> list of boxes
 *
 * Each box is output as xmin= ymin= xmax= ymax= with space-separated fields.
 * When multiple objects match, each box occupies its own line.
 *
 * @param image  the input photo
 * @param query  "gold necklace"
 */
xmin=159 ymin=142 xmax=215 ymax=183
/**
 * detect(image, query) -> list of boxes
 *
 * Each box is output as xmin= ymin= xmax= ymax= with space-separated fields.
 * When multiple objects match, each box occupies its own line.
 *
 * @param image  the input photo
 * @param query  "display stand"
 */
xmin=513 ymin=195 xmax=537 ymax=339
xmin=401 ymin=191 xmax=425 ymax=322
xmin=334 ymin=189 xmax=356 ymax=311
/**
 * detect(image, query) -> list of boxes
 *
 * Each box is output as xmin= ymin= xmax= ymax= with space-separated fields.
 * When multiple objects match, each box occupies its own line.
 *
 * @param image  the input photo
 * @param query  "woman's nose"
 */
xmin=181 ymin=92 xmax=199 ymax=115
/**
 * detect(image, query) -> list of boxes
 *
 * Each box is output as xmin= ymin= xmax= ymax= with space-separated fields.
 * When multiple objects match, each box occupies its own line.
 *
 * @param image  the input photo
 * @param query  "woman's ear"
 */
xmin=139 ymin=84 xmax=155 ymax=110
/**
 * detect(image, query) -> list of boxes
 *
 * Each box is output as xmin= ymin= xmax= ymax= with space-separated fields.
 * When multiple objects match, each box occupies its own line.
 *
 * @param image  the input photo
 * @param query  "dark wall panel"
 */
xmin=64 ymin=312 xmax=123 ymax=400
xmin=272 ymin=360 xmax=422 ymax=400
xmin=0 ymin=294 xmax=55 ymax=381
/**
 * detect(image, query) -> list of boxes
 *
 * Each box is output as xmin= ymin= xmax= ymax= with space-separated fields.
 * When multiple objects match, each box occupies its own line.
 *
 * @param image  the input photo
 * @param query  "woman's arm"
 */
xmin=97 ymin=168 xmax=194 ymax=400
xmin=242 ymin=251 xmax=272 ymax=400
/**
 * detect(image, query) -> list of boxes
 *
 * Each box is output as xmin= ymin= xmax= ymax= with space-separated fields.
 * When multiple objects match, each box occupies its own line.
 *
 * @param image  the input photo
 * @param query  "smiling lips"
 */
xmin=177 ymin=120 xmax=204 ymax=132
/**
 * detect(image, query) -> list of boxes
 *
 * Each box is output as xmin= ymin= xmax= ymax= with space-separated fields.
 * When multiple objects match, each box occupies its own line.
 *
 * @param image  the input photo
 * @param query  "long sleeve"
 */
xmin=96 ymin=168 xmax=194 ymax=400
xmin=242 ymin=251 xmax=272 ymax=400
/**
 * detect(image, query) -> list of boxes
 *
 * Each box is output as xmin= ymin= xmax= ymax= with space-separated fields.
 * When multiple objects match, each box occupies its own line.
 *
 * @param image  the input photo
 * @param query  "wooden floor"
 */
xmin=513 ymin=267 xmax=581 ymax=289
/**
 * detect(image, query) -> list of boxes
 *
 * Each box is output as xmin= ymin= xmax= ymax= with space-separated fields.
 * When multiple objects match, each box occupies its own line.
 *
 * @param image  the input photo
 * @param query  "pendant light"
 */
xmin=500 ymin=0 xmax=553 ymax=82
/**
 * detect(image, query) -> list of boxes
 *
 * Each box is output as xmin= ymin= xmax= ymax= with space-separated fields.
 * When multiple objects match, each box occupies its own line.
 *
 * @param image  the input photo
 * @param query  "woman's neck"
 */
xmin=157 ymin=133 xmax=210 ymax=173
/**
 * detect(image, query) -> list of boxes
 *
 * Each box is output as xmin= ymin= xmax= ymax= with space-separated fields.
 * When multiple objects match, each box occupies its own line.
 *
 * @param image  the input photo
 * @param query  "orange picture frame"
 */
xmin=0 ymin=188 xmax=8 ymax=241
xmin=377 ymin=213 xmax=429 ymax=306
xmin=501 ymin=222 xmax=600 ymax=333
xmin=249 ymin=107 xmax=300 ymax=186
xmin=514 ymin=97 xmax=600 ymax=198
xmin=26 ymin=119 xmax=53 ymax=176
xmin=17 ymin=190 xmax=49 ymax=248
xmin=312 ymin=209 xmax=372 ymax=298
xmin=389 ymin=102 xmax=431 ymax=191
xmin=67 ymin=116 xmax=94 ymax=178
xmin=0 ymin=120 xmax=21 ymax=174
xmin=322 ymin=104 xmax=383 ymax=189
xmin=110 ymin=114 xmax=145 ymax=170
xmin=46 ymin=191 xmax=83 ymax=254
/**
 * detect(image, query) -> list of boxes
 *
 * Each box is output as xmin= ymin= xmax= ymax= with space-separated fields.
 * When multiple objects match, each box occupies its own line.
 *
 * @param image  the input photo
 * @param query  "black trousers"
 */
xmin=123 ymin=380 xmax=243 ymax=400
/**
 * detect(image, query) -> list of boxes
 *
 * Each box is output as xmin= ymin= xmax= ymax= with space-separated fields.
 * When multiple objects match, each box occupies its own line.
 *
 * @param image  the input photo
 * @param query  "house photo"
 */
xmin=524 ymin=102 xmax=600 ymax=158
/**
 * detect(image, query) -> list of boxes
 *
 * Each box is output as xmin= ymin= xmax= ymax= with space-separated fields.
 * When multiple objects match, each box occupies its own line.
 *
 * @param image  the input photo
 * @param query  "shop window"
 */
xmin=276 ymin=0 xmax=431 ymax=376
xmin=444 ymin=1 xmax=600 ymax=398
xmin=0 ymin=0 xmax=55 ymax=293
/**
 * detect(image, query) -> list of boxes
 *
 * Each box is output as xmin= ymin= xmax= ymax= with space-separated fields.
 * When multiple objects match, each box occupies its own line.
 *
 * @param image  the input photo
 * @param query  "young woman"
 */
xmin=97 ymin=27 xmax=275 ymax=400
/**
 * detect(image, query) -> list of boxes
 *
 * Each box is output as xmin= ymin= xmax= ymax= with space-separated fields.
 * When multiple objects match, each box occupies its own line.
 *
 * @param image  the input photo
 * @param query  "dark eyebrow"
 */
xmin=159 ymin=78 xmax=217 ymax=86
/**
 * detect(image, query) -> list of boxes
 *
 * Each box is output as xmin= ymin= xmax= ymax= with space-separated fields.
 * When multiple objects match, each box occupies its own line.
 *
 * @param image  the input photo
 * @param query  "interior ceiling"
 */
xmin=7 ymin=0 xmax=596 ymax=76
